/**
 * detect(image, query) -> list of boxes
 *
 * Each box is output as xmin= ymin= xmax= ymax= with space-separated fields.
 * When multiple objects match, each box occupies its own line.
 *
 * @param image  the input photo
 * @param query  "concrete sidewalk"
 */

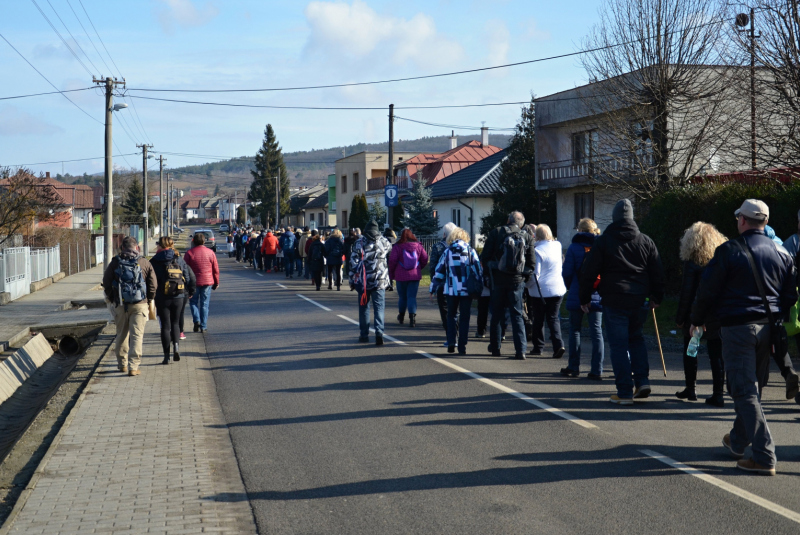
xmin=0 ymin=320 xmax=257 ymax=534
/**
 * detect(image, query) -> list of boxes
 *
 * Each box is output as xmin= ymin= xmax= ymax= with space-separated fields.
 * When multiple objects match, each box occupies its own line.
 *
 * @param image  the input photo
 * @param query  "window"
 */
xmin=342 ymin=210 xmax=348 ymax=228
xmin=353 ymin=172 xmax=360 ymax=191
xmin=451 ymin=208 xmax=461 ymax=227
xmin=310 ymin=213 xmax=315 ymax=223
xmin=571 ymin=130 xmax=598 ymax=164
xmin=341 ymin=175 xmax=347 ymax=194
xmin=631 ymin=121 xmax=654 ymax=164
xmin=319 ymin=212 xmax=324 ymax=224
xmin=574 ymin=192 xmax=594 ymax=228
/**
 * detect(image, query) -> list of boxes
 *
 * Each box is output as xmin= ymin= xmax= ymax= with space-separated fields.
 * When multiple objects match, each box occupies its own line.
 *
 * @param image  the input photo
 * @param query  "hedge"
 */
xmin=638 ymin=181 xmax=800 ymax=295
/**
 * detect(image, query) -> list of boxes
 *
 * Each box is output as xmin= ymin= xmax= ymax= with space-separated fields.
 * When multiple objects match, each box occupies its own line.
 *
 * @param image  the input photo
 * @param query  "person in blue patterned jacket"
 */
xmin=430 ymin=227 xmax=482 ymax=355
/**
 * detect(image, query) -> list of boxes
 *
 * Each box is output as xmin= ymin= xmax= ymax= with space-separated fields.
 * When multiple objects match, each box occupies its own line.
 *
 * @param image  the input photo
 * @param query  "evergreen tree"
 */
xmin=392 ymin=199 xmax=404 ymax=230
xmin=250 ymin=124 xmax=290 ymax=227
xmin=120 ymin=177 xmax=144 ymax=221
xmin=368 ymin=200 xmax=387 ymax=227
xmin=349 ymin=194 xmax=370 ymax=230
xmin=236 ymin=206 xmax=246 ymax=225
xmin=401 ymin=179 xmax=439 ymax=236
xmin=213 ymin=184 xmax=221 ymax=196
xmin=481 ymin=96 xmax=556 ymax=236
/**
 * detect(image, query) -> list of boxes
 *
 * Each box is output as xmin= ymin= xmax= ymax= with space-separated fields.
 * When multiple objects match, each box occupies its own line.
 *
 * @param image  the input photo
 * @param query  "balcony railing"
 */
xmin=539 ymin=153 xmax=655 ymax=182
xmin=367 ymin=176 xmax=410 ymax=191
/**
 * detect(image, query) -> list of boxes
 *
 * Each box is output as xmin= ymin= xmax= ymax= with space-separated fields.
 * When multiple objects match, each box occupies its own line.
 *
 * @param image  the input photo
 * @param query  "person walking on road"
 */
xmin=561 ymin=218 xmax=604 ymax=379
xmin=691 ymin=200 xmax=797 ymax=475
xmin=389 ymin=228 xmax=429 ymax=327
xmin=527 ymin=224 xmax=567 ymax=358
xmin=280 ymin=227 xmax=297 ymax=279
xmin=430 ymin=227 xmax=482 ymax=354
xmin=324 ymin=228 xmax=345 ymax=290
xmin=344 ymin=228 xmax=361 ymax=288
xmin=261 ymin=229 xmax=278 ymax=272
xmin=102 ymin=236 xmax=157 ymax=376
xmin=150 ymin=236 xmax=196 ymax=365
xmin=184 ymin=233 xmax=220 ymax=333
xmin=480 ymin=211 xmax=535 ymax=360
xmin=675 ymin=222 xmax=728 ymax=406
xmin=299 ymin=226 xmax=312 ymax=279
xmin=307 ymin=229 xmax=326 ymax=290
xmin=579 ymin=199 xmax=664 ymax=405
xmin=350 ymin=220 xmax=392 ymax=345
xmin=430 ymin=222 xmax=457 ymax=330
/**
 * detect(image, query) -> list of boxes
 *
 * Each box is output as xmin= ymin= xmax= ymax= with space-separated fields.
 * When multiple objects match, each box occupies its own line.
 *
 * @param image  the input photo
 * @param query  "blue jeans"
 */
xmin=489 ymin=282 xmax=527 ymax=354
xmin=604 ymin=306 xmax=649 ymax=398
xmin=190 ymin=285 xmax=212 ymax=329
xmin=303 ymin=257 xmax=310 ymax=279
xmin=446 ymin=295 xmax=473 ymax=351
xmin=284 ymin=251 xmax=294 ymax=277
xmin=567 ymin=309 xmax=604 ymax=375
xmin=396 ymin=280 xmax=420 ymax=315
xmin=295 ymin=256 xmax=303 ymax=274
xmin=358 ymin=288 xmax=385 ymax=338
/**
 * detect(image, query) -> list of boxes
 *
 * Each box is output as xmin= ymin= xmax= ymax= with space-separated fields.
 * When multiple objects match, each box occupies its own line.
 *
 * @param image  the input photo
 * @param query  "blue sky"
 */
xmin=2 ymin=0 xmax=601 ymax=176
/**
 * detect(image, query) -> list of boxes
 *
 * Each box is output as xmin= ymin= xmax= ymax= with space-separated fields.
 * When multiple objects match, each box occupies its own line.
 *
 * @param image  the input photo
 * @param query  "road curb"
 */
xmin=0 ymin=335 xmax=114 ymax=535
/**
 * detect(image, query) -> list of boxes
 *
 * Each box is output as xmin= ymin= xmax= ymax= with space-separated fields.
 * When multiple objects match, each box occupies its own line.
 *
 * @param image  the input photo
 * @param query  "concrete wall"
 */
xmin=432 ymin=197 xmax=494 ymax=246
xmin=555 ymin=187 xmax=626 ymax=247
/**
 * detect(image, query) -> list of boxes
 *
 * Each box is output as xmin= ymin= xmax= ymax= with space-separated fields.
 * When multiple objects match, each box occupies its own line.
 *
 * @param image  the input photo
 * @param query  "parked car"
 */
xmin=219 ymin=223 xmax=230 ymax=233
xmin=193 ymin=228 xmax=217 ymax=252
xmin=173 ymin=225 xmax=184 ymax=234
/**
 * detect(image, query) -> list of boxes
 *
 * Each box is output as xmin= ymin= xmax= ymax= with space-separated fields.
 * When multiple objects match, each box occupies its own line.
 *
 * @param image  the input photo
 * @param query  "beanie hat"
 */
xmin=612 ymin=199 xmax=634 ymax=222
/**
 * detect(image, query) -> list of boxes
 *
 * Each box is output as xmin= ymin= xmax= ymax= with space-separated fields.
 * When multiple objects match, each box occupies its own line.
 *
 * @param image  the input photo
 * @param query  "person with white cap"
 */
xmin=691 ymin=199 xmax=797 ymax=476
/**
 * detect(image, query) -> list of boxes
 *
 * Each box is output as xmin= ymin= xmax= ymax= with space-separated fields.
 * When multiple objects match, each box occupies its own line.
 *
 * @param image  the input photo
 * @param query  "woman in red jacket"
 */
xmin=388 ymin=229 xmax=428 ymax=327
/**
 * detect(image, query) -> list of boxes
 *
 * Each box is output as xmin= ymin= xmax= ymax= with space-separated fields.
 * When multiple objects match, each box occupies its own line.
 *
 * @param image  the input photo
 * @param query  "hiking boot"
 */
xmin=633 ymin=385 xmax=651 ymax=399
xmin=512 ymin=353 xmax=526 ymax=360
xmin=173 ymin=344 xmax=180 ymax=362
xmin=609 ymin=395 xmax=633 ymax=405
xmin=375 ymin=334 xmax=384 ymax=346
xmin=162 ymin=356 xmax=170 ymax=365
xmin=552 ymin=347 xmax=566 ymax=359
xmin=705 ymin=393 xmax=725 ymax=407
xmin=529 ymin=349 xmax=542 ymax=356
xmin=736 ymin=458 xmax=775 ymax=476
xmin=560 ymin=367 xmax=579 ymax=377
xmin=119 ymin=365 xmax=128 ymax=373
xmin=458 ymin=348 xmax=467 ymax=356
xmin=193 ymin=323 xmax=200 ymax=333
xmin=586 ymin=373 xmax=603 ymax=381
xmin=358 ymin=336 xmax=369 ymax=343
xmin=675 ymin=388 xmax=697 ymax=401
xmin=128 ymin=369 xmax=140 ymax=377
xmin=488 ymin=344 xmax=501 ymax=357
xmin=409 ymin=314 xmax=416 ymax=327
xmin=397 ymin=312 xmax=405 ymax=325
xmin=786 ymin=372 xmax=800 ymax=400
xmin=722 ymin=434 xmax=745 ymax=459
xmin=476 ymin=331 xmax=486 ymax=338
xmin=447 ymin=346 xmax=455 ymax=353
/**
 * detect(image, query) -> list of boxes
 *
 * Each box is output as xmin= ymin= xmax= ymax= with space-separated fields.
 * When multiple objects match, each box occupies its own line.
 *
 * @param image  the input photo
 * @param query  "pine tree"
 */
xmin=392 ymin=199 xmax=404 ymax=230
xmin=368 ymin=200 xmax=386 ymax=227
xmin=349 ymin=194 xmax=370 ymax=230
xmin=250 ymin=124 xmax=290 ymax=227
xmin=401 ymin=179 xmax=439 ymax=236
xmin=481 ymin=96 xmax=557 ymax=236
xmin=213 ymin=184 xmax=221 ymax=196
xmin=120 ymin=177 xmax=144 ymax=221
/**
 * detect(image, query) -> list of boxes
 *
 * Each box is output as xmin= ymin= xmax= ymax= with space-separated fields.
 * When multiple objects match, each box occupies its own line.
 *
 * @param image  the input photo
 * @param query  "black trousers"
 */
xmin=178 ymin=295 xmax=186 ymax=333
xmin=156 ymin=297 xmax=183 ymax=356
xmin=436 ymin=286 xmax=448 ymax=330
xmin=529 ymin=295 xmax=564 ymax=353
xmin=311 ymin=269 xmax=323 ymax=289
xmin=476 ymin=295 xmax=491 ymax=334
xmin=682 ymin=335 xmax=724 ymax=394
xmin=327 ymin=264 xmax=342 ymax=288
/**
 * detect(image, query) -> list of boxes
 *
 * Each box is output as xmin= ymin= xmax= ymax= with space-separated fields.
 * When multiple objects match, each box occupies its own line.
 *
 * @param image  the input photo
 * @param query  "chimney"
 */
xmin=480 ymin=126 xmax=489 ymax=147
xmin=46 ymin=171 xmax=50 ymax=178
xmin=449 ymin=130 xmax=458 ymax=150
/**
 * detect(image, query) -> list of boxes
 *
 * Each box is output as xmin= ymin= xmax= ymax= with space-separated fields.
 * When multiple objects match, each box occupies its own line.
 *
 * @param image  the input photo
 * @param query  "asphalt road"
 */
xmin=201 ymin=246 xmax=800 ymax=534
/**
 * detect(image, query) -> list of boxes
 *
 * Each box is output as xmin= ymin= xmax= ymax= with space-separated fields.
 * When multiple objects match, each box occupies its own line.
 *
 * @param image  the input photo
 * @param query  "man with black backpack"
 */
xmin=481 ymin=211 xmax=535 ymax=359
xmin=691 ymin=199 xmax=796 ymax=476
xmin=102 ymin=236 xmax=157 ymax=376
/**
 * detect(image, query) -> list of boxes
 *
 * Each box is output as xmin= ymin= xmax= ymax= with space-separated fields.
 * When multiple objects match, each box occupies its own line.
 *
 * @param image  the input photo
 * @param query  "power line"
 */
xmin=394 ymin=116 xmax=516 ymax=131
xmin=5 ymin=153 xmax=138 ymax=167
xmin=77 ymin=0 xmax=123 ymax=77
xmin=126 ymin=95 xmax=530 ymax=110
xmin=65 ymin=0 xmax=114 ymax=77
xmin=29 ymin=0 xmax=93 ymax=76
xmin=44 ymin=0 xmax=100 ymax=74
xmin=0 ymin=31 xmax=102 ymax=124
xmin=0 ymin=86 xmax=94 ymax=100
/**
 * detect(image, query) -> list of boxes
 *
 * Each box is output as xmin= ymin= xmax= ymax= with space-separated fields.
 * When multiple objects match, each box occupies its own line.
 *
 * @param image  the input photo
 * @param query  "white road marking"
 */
xmin=257 ymin=273 xmax=264 ymax=277
xmin=338 ymin=315 xmax=358 ymax=325
xmin=414 ymin=350 xmax=596 ymax=429
xmin=640 ymin=449 xmax=800 ymax=524
xmin=276 ymin=283 xmax=287 ymax=289
xmin=297 ymin=294 xmax=331 ymax=311
xmin=334 ymin=316 xmax=406 ymax=344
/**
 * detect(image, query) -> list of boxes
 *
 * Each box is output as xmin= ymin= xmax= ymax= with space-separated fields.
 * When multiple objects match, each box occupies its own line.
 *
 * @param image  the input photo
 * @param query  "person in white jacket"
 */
xmin=526 ymin=224 xmax=567 ymax=357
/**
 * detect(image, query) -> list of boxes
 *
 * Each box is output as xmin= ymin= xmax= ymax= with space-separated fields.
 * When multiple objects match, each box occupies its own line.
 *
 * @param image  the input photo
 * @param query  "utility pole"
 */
xmin=93 ymin=76 xmax=125 ymax=269
xmin=137 ymin=144 xmax=154 ymax=256
xmin=157 ymin=155 xmax=166 ymax=237
xmin=275 ymin=176 xmax=280 ymax=230
xmin=387 ymin=103 xmax=394 ymax=229
xmin=749 ymin=7 xmax=757 ymax=170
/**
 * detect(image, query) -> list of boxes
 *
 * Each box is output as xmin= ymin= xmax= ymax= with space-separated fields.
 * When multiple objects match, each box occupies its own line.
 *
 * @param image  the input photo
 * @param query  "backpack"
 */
xmin=311 ymin=242 xmax=324 ymax=263
xmin=241 ymin=234 xmax=248 ymax=245
xmin=164 ymin=258 xmax=185 ymax=298
xmin=283 ymin=234 xmax=296 ymax=252
xmin=497 ymin=226 xmax=526 ymax=274
xmin=399 ymin=247 xmax=419 ymax=271
xmin=114 ymin=256 xmax=147 ymax=306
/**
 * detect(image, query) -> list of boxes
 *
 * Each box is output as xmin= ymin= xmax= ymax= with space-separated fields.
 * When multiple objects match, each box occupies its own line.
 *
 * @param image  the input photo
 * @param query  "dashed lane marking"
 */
xmin=640 ymin=449 xmax=800 ymax=525
xmin=336 ymin=315 xmax=406 ymax=345
xmin=297 ymin=294 xmax=331 ymax=311
xmin=276 ymin=283 xmax=287 ymax=289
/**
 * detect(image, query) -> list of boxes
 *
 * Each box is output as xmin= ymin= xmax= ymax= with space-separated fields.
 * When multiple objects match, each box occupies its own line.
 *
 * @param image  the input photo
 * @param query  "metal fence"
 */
xmin=0 ymin=247 xmax=31 ymax=301
xmin=30 ymin=246 xmax=61 ymax=283
xmin=95 ymin=236 xmax=104 ymax=266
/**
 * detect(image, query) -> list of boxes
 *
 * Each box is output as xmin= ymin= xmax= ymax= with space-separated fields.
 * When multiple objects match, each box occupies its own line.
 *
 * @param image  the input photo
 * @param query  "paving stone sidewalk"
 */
xmin=1 ymin=320 xmax=257 ymax=534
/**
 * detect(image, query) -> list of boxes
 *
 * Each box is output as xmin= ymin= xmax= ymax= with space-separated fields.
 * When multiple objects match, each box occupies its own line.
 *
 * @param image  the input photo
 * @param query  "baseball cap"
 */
xmin=734 ymin=199 xmax=769 ymax=221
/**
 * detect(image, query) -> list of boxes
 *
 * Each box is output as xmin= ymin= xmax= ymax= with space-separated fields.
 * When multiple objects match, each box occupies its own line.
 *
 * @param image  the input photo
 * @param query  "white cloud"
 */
xmin=156 ymin=0 xmax=219 ymax=33
xmin=484 ymin=20 xmax=510 ymax=67
xmin=303 ymin=0 xmax=463 ymax=70
xmin=0 ymin=107 xmax=64 ymax=137
xmin=521 ymin=18 xmax=551 ymax=41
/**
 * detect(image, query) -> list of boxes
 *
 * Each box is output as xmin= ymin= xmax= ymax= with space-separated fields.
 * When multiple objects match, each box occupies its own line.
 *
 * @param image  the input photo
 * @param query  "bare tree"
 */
xmin=580 ymin=0 xmax=746 ymax=198
xmin=0 ymin=168 xmax=65 ymax=246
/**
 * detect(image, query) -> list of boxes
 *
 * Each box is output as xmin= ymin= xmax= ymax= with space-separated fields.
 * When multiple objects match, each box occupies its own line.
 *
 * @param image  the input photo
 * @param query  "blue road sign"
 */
xmin=385 ymin=184 xmax=399 ymax=207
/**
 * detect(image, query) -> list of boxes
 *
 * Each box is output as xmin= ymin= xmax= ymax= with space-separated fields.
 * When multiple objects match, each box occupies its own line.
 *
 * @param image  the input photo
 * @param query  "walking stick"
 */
xmin=651 ymin=308 xmax=667 ymax=377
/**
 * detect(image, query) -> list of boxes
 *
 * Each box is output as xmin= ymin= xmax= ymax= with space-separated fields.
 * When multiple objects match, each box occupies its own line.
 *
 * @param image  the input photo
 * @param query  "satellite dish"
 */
xmin=735 ymin=13 xmax=749 ymax=27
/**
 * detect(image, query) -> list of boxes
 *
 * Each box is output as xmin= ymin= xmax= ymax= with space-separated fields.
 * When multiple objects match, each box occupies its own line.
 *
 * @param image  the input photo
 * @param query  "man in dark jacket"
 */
xmin=430 ymin=222 xmax=456 ymax=331
xmin=691 ymin=199 xmax=797 ymax=475
xmin=350 ymin=220 xmax=392 ymax=345
xmin=579 ymin=199 xmax=664 ymax=404
xmin=279 ymin=228 xmax=296 ymax=279
xmin=102 ymin=236 xmax=157 ymax=376
xmin=480 ymin=211 xmax=536 ymax=359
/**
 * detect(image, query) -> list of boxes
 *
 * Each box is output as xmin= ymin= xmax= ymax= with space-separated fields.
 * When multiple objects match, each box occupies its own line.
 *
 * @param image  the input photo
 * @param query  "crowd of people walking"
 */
xmin=104 ymin=195 xmax=800 ymax=476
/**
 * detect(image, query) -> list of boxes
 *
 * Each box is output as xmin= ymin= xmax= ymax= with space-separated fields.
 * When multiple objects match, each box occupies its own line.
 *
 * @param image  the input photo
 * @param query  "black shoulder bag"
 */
xmin=733 ymin=238 xmax=789 ymax=360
